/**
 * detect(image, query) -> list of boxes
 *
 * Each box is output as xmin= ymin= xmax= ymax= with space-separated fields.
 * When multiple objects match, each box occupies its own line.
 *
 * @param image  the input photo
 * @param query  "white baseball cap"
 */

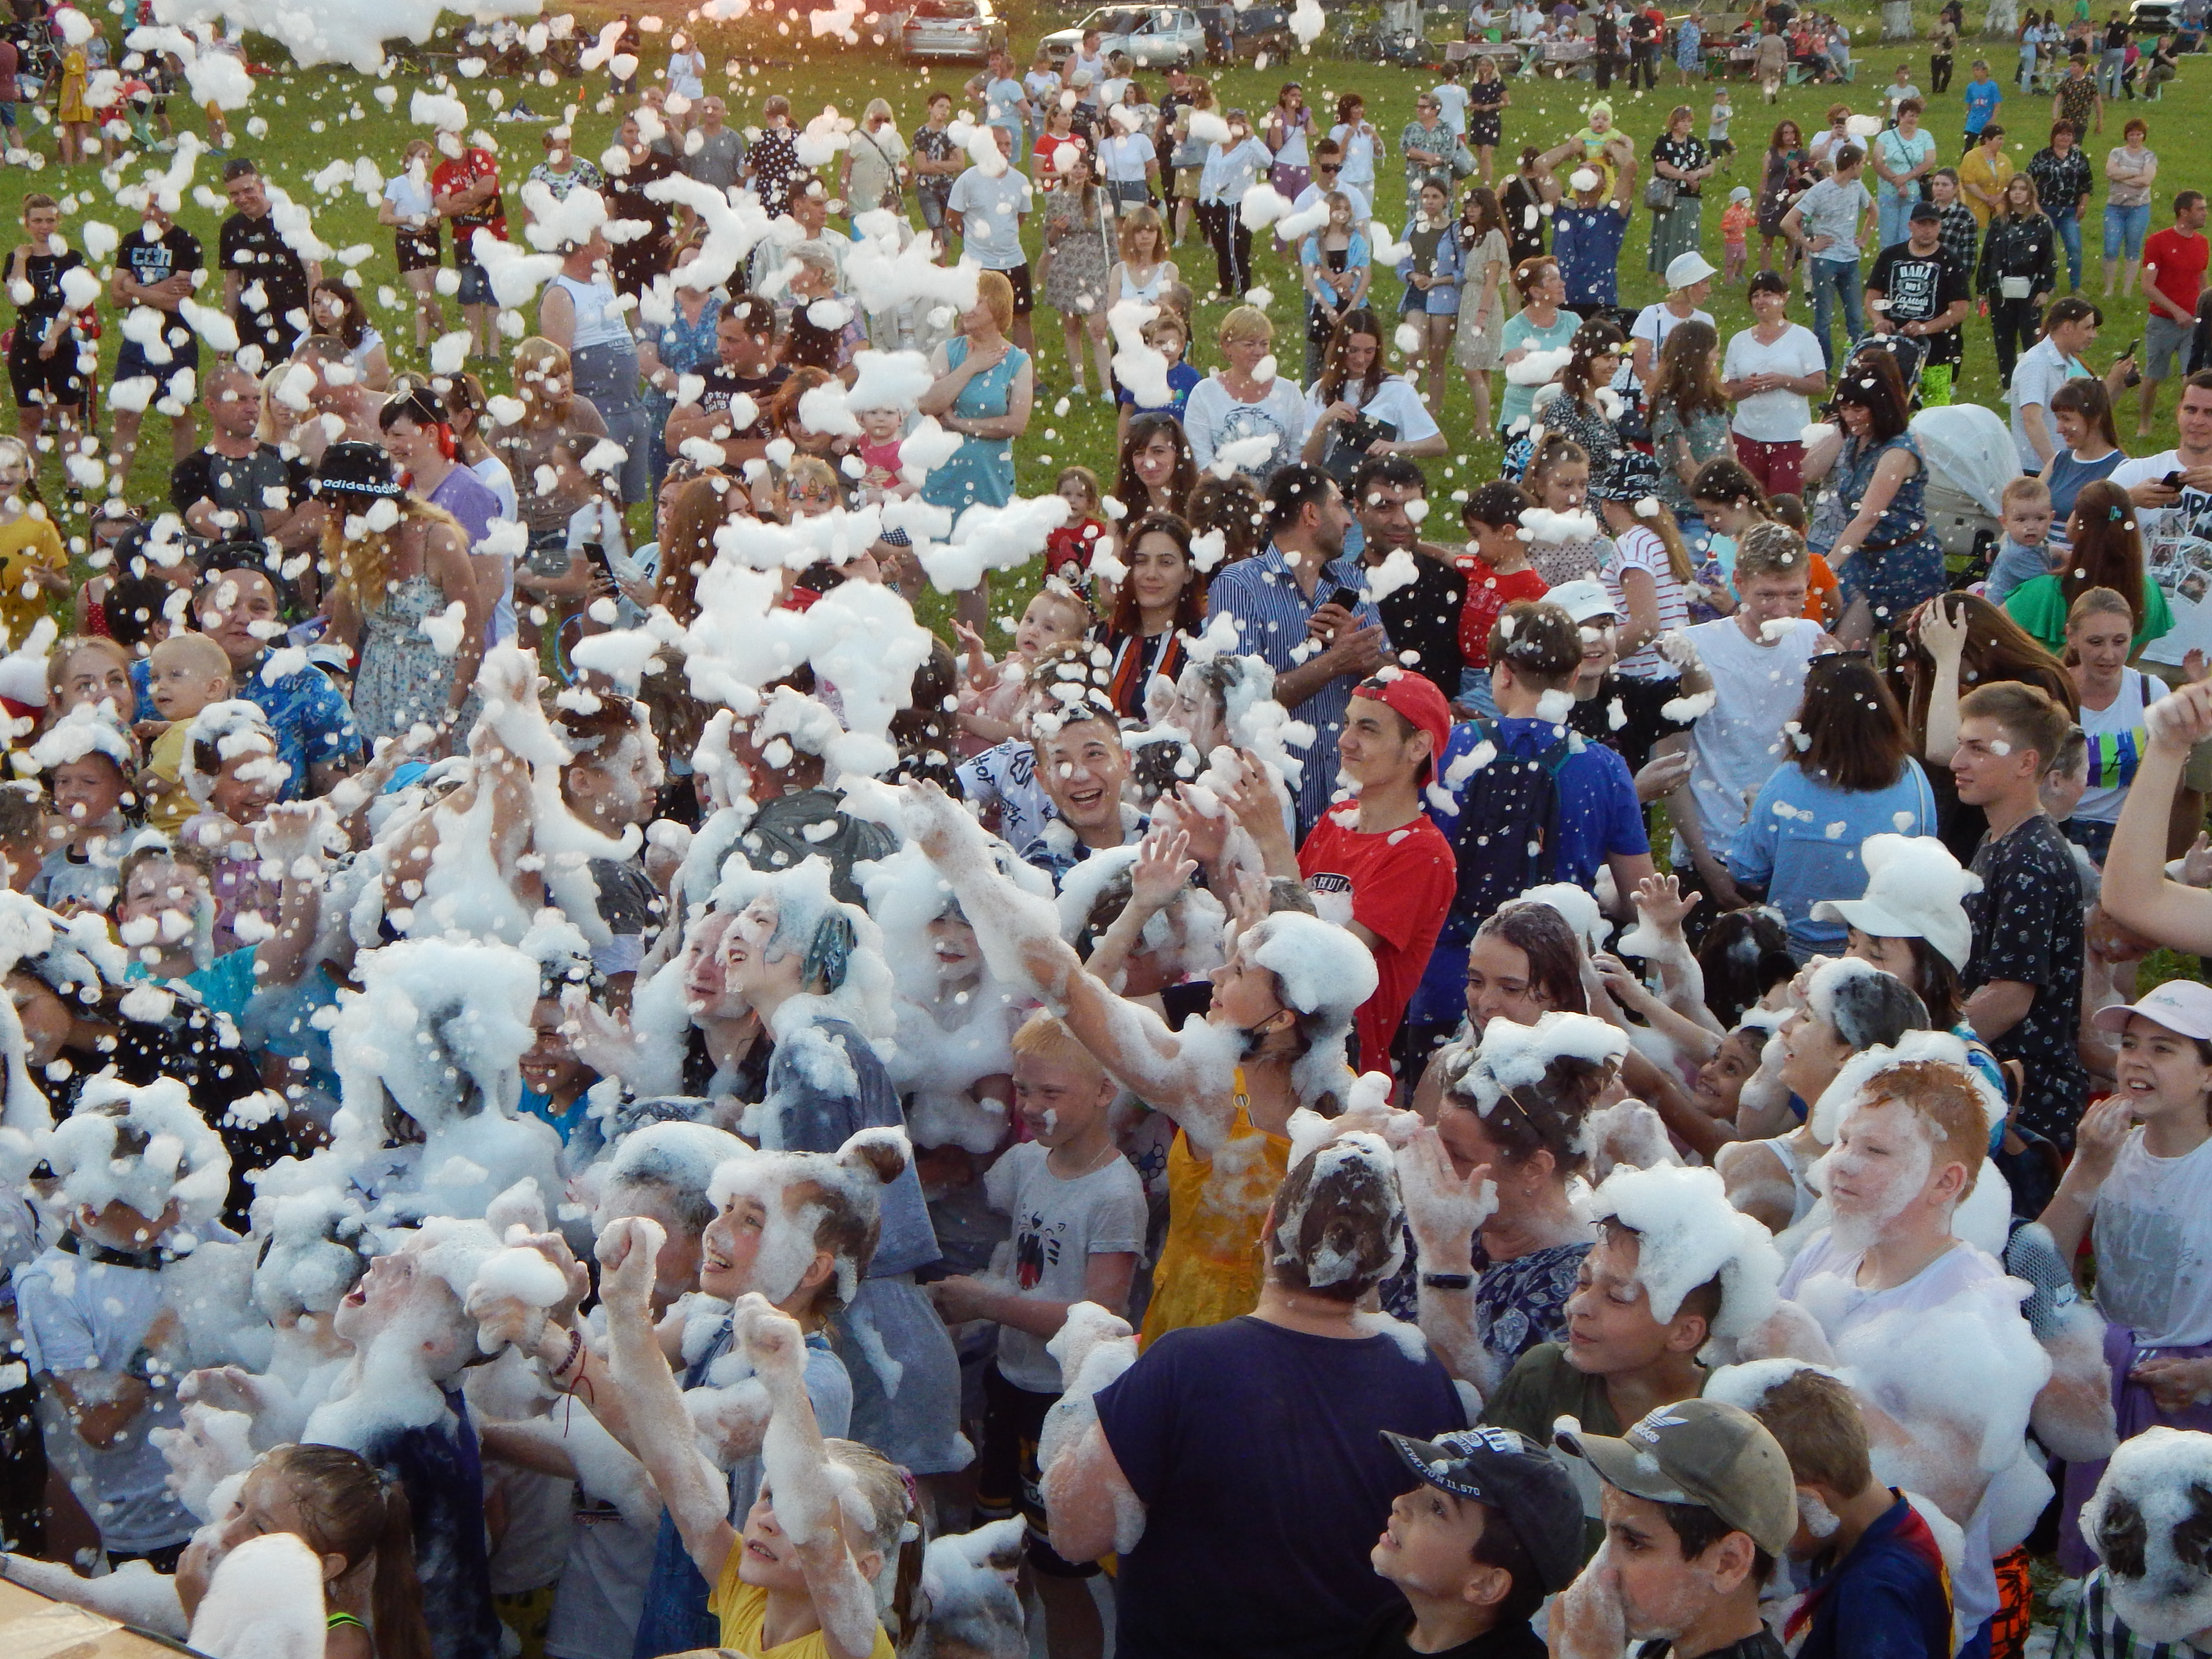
xmin=1809 ymin=834 xmax=1981 ymax=972
xmin=1545 ymin=578 xmax=1619 ymax=624
xmin=2092 ymin=979 xmax=2212 ymax=1041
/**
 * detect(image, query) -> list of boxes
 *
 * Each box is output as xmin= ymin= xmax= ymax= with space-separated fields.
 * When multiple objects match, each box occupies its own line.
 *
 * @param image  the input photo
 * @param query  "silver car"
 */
xmin=1040 ymin=5 xmax=1206 ymax=67
xmin=899 ymin=0 xmax=1010 ymax=60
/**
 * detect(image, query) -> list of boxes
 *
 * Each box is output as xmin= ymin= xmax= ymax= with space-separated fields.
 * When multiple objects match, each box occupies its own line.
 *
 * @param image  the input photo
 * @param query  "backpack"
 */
xmin=1436 ymin=717 xmax=1576 ymax=949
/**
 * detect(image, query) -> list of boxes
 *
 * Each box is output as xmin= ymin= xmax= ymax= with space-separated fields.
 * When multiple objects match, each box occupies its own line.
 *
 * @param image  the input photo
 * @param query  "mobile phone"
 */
xmin=2166 ymin=469 xmax=2188 ymax=489
xmin=1325 ymin=585 xmax=1362 ymax=612
xmin=2123 ymin=338 xmax=2140 ymax=360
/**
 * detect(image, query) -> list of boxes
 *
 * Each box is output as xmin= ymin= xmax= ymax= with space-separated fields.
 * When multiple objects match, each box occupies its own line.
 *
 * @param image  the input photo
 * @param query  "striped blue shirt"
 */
xmin=1204 ymin=543 xmax=1388 ymax=833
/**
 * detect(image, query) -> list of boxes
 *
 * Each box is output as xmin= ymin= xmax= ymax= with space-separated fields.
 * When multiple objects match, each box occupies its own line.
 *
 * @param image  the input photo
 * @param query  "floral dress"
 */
xmin=1825 ymin=431 xmax=1946 ymax=628
xmin=1041 ymin=189 xmax=1114 ymax=315
xmin=352 ymin=573 xmax=462 ymax=746
xmin=1455 ymin=227 xmax=1510 ymax=372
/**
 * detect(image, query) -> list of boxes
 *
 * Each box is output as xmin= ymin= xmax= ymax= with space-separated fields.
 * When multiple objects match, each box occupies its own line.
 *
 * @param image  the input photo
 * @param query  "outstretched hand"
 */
xmin=595 ymin=1214 xmax=665 ymax=1312
xmin=1631 ymin=872 xmax=1700 ymax=933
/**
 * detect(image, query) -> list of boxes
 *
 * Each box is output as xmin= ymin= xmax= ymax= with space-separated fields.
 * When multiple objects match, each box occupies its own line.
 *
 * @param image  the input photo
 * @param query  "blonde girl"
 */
xmin=1107 ymin=204 xmax=1179 ymax=309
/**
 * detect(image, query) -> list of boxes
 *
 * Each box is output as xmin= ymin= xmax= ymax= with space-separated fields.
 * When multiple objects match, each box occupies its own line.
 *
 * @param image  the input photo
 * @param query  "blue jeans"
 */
xmin=2050 ymin=204 xmax=2082 ymax=287
xmin=1808 ymin=256 xmax=1863 ymax=368
xmin=1877 ymin=188 xmax=1918 ymax=252
xmin=2100 ymin=45 xmax=2127 ymax=95
xmin=2105 ymin=200 xmax=2152 ymax=260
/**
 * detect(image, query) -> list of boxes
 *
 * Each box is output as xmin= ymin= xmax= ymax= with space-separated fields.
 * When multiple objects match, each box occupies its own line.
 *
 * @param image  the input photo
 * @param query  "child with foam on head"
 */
xmin=28 ymin=700 xmax=138 ymax=913
xmin=2058 ymin=1428 xmax=2212 ymax=1659
xmin=177 ymin=698 xmax=295 ymax=959
xmin=2042 ymin=978 xmax=2212 ymax=1576
xmin=1761 ymin=1051 xmax=2062 ymax=1659
xmin=1481 ymin=1162 xmax=1783 ymax=1511
xmin=926 ymin=1011 xmax=1146 ymax=1659
xmin=1359 ymin=1426 xmax=1585 ymax=1659
xmin=1712 ymin=1361 xmax=1956 ymax=1659
xmin=14 ymin=1080 xmax=233 ymax=1570
xmin=138 ymin=632 xmax=233 ymax=835
xmin=595 ymin=1171 xmax=917 ymax=1659
xmin=1981 ymin=476 xmax=2060 ymax=606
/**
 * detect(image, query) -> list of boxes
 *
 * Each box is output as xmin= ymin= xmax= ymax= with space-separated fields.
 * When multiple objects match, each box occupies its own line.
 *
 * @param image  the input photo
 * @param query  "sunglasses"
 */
xmin=1316 ymin=162 xmax=1341 ymax=173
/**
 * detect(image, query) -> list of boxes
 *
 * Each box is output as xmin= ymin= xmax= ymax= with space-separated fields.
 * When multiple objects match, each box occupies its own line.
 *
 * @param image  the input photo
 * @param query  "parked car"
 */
xmin=2129 ymin=0 xmax=2176 ymax=29
xmin=1041 ymin=6 xmax=1206 ymax=65
xmin=1195 ymin=1 xmax=1294 ymax=61
xmin=898 ymin=0 xmax=1009 ymax=60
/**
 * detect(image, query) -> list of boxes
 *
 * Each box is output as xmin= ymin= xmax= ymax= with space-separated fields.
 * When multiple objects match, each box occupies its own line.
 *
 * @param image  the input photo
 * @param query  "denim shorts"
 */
xmin=456 ymin=260 xmax=491 ymax=306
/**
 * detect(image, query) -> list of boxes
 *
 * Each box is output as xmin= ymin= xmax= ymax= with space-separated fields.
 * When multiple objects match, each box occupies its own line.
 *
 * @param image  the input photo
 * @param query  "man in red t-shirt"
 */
xmin=433 ymin=144 xmax=509 ymax=361
xmin=1291 ymin=670 xmax=1457 ymax=1084
xmin=2140 ymin=190 xmax=2209 ymax=437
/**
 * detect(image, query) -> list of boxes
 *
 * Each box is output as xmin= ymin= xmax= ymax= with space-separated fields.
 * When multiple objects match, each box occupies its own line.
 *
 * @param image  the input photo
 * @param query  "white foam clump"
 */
xmin=0 ymin=1555 xmax=186 ymax=1635
xmin=2080 ymin=1429 xmax=2212 ymax=1643
xmin=1446 ymin=1009 xmax=1626 ymax=1118
xmin=45 ymin=1076 xmax=232 ymax=1226
xmin=1806 ymin=1028 xmax=2004 ymax=1146
xmin=919 ymin=1519 xmax=1027 ymax=1657
xmin=1363 ymin=548 xmax=1421 ymax=604
xmin=1505 ymin=344 xmax=1574 ymax=387
xmin=27 ymin=700 xmax=134 ymax=770
xmin=1519 ymin=506 xmax=1598 ymax=543
xmin=1518 ymin=881 xmax=1611 ymax=954
xmin=1238 ymin=183 xmax=1294 ymax=230
xmin=471 ymin=1245 xmax=569 ymax=1308
xmin=1037 ymin=1303 xmax=1143 ymax=1549
xmin=186 ymin=1531 xmax=326 ymax=1659
xmin=1583 ymin=1163 xmax=1782 ymax=1339
xmin=1703 ymin=1356 xmax=1845 ymax=1416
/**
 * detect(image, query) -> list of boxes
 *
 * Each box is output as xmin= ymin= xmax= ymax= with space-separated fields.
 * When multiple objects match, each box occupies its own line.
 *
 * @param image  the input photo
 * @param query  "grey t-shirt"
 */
xmin=1796 ymin=175 xmax=1872 ymax=263
xmin=948 ymin=166 xmax=1033 ymax=270
xmin=683 ymin=127 xmax=746 ymax=194
xmin=983 ymin=1141 xmax=1147 ymax=1392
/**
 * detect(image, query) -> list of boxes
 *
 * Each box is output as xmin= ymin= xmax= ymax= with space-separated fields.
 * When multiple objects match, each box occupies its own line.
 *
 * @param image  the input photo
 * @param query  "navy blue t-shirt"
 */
xmin=364 ymin=1390 xmax=504 ymax=1659
xmin=1791 ymin=1494 xmax=1953 ymax=1659
xmin=1428 ymin=717 xmax=1649 ymax=892
xmin=1095 ymin=1315 xmax=1468 ymax=1659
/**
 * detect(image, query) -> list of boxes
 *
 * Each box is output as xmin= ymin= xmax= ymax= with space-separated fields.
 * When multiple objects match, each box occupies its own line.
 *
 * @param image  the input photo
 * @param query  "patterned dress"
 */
xmin=1041 ymin=188 xmax=1114 ymax=316
xmin=351 ymin=573 xmax=464 ymax=746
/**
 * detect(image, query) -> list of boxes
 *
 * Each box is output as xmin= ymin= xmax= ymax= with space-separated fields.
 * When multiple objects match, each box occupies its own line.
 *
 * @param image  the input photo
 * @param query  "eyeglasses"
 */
xmin=1316 ymin=163 xmax=1340 ymax=173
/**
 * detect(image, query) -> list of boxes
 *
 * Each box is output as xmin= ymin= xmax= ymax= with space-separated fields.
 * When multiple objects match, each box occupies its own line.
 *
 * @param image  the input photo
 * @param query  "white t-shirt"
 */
xmin=16 ymin=1242 xmax=193 ymax=1552
xmin=2091 ymin=1128 xmax=2212 ymax=1346
xmin=2008 ymin=336 xmax=2089 ymax=470
xmin=1328 ymin=122 xmax=1379 ymax=188
xmin=1098 ymin=130 xmax=1154 ymax=185
xmin=1624 ymin=301 xmax=1713 ymax=394
xmin=383 ymin=170 xmax=434 ymax=225
xmin=983 ymin=1141 xmax=1147 ymax=1393
xmin=1431 ymin=83 xmax=1471 ymax=136
xmin=1605 ymin=525 xmax=1692 ymax=682
xmin=1723 ymin=322 xmax=1827 ymax=442
xmin=1779 ymin=1230 xmax=2045 ymax=1640
xmin=1301 ymin=374 xmax=1442 ymax=448
xmin=1678 ymin=615 xmax=1821 ymax=857
xmin=2075 ymin=666 xmax=2152 ymax=824
xmin=1292 ymin=179 xmax=1373 ymax=224
xmin=948 ymin=167 xmax=1034 ymax=271
xmin=2113 ymin=449 xmax=2212 ymax=667
xmin=1183 ymin=372 xmax=1311 ymax=482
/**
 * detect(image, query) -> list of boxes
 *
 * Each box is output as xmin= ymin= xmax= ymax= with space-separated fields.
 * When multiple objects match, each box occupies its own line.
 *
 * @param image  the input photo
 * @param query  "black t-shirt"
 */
xmin=2105 ymin=20 xmax=2128 ymax=48
xmin=1965 ymin=812 xmax=2091 ymax=1145
xmin=1638 ymin=1635 xmax=1788 ymax=1659
xmin=1373 ymin=548 xmax=1467 ymax=703
xmin=218 ymin=210 xmax=310 ymax=357
xmin=118 ymin=222 xmax=203 ymax=290
xmin=1353 ymin=1606 xmax=1549 ymax=1659
xmin=170 ymin=443 xmax=311 ymax=533
xmin=1865 ymin=243 xmax=1971 ymax=367
xmin=697 ymin=363 xmax=788 ymax=442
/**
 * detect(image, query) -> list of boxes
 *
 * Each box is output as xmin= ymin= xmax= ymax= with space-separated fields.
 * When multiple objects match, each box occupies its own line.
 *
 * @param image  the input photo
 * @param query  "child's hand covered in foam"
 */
xmin=594 ymin=1214 xmax=665 ymax=1315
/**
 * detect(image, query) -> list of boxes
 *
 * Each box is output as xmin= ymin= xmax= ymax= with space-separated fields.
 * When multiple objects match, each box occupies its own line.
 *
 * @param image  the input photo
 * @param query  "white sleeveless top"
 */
xmin=549 ymin=272 xmax=631 ymax=351
xmin=1118 ymin=262 xmax=1167 ymax=304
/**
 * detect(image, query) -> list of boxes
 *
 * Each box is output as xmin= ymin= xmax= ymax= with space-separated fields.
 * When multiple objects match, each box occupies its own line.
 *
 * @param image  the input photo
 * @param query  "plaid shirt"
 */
xmin=2054 ymin=1567 xmax=2212 ymax=1659
xmin=2029 ymin=145 xmax=2093 ymax=218
xmin=1938 ymin=201 xmax=1981 ymax=291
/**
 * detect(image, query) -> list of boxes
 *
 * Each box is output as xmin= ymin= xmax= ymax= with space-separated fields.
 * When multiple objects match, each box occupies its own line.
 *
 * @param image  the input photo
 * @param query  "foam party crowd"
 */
xmin=9 ymin=0 xmax=2212 ymax=1656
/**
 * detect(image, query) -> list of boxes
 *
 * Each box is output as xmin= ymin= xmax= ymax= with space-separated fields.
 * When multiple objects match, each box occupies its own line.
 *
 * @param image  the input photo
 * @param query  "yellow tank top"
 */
xmin=1139 ymin=1069 xmax=1291 ymax=1349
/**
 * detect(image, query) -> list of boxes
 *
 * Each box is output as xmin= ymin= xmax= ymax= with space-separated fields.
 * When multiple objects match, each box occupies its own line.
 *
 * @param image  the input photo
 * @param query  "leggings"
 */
xmin=1198 ymin=200 xmax=1252 ymax=297
xmin=1989 ymin=295 xmax=2043 ymax=386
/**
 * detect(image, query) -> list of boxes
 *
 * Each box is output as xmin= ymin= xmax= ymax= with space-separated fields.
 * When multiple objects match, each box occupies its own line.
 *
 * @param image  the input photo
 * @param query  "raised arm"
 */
xmin=598 ymin=1215 xmax=733 ymax=1583
xmin=2105 ymin=677 xmax=2212 ymax=949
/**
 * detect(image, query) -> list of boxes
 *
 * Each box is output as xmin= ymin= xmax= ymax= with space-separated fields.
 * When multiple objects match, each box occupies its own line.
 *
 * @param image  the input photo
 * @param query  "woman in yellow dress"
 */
xmin=56 ymin=36 xmax=92 ymax=165
xmin=902 ymin=782 xmax=1378 ymax=1347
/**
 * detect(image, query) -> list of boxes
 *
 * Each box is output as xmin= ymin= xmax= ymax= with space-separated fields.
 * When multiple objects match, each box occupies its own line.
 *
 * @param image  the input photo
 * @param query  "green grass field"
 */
xmin=19 ymin=0 xmax=2207 ymax=674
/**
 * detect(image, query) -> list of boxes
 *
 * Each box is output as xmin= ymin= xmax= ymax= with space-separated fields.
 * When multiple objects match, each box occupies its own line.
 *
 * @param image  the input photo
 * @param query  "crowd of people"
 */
xmin=0 ymin=4 xmax=2204 ymax=1659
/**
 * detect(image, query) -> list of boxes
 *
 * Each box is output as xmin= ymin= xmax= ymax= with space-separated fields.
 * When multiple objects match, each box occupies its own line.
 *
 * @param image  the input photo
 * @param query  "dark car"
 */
xmin=1195 ymin=1 xmax=1294 ymax=60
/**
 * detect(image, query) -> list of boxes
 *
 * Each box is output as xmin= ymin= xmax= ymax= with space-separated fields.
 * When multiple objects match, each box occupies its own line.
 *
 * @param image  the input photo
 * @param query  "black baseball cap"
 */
xmin=1379 ymin=1427 xmax=1585 ymax=1595
xmin=313 ymin=440 xmax=406 ymax=504
xmin=1908 ymin=201 xmax=1941 ymax=223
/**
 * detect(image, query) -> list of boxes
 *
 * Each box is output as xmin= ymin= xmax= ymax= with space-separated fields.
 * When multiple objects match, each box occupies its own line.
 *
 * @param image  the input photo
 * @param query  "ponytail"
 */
xmin=1642 ymin=506 xmax=1697 ymax=587
xmin=369 ymin=1479 xmax=434 ymax=1659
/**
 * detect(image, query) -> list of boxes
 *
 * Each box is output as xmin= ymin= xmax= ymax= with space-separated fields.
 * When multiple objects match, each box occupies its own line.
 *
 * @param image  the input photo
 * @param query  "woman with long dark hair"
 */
xmin=1116 ymin=414 xmax=1200 ymax=519
xmin=1300 ymin=306 xmax=1446 ymax=475
xmin=1980 ymin=171 xmax=2059 ymax=387
xmin=1728 ymin=654 xmax=1938 ymax=960
xmin=1647 ymin=318 xmax=1732 ymax=537
xmin=1757 ymin=118 xmax=1812 ymax=276
xmin=1802 ymin=349 xmax=1946 ymax=647
xmin=1536 ymin=316 xmax=1627 ymax=493
xmin=2003 ymin=477 xmax=2173 ymax=653
xmin=1096 ymin=511 xmax=1206 ymax=718
xmin=2039 ymin=377 xmax=2127 ymax=540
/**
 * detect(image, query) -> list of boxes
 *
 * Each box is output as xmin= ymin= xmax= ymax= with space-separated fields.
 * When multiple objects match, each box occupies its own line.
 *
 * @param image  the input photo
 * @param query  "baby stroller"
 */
xmin=1911 ymin=401 xmax=2020 ymax=573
